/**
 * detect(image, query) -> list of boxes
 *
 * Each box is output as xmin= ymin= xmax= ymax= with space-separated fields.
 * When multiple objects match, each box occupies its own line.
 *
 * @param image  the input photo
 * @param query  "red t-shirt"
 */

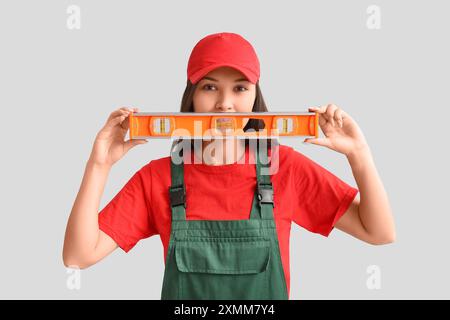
xmin=98 ymin=143 xmax=359 ymax=298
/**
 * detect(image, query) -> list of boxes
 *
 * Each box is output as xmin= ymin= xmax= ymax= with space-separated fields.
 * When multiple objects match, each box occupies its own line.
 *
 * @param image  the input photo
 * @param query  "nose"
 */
xmin=215 ymin=92 xmax=234 ymax=112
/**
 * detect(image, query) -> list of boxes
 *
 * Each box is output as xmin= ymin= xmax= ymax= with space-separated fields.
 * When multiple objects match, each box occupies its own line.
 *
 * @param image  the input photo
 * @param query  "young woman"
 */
xmin=62 ymin=32 xmax=396 ymax=299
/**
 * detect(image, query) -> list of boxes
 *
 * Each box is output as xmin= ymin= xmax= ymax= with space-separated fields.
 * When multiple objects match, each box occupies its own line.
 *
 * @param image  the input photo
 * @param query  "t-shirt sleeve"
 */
xmin=98 ymin=163 xmax=157 ymax=253
xmin=290 ymin=148 xmax=359 ymax=237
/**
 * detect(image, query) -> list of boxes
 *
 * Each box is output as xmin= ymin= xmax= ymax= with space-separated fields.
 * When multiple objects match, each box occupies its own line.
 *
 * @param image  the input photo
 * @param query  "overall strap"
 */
xmin=251 ymin=143 xmax=275 ymax=220
xmin=168 ymin=143 xmax=187 ymax=221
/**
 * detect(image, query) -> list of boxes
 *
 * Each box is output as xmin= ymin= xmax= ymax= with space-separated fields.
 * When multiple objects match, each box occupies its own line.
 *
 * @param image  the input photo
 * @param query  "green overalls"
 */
xmin=161 ymin=144 xmax=288 ymax=300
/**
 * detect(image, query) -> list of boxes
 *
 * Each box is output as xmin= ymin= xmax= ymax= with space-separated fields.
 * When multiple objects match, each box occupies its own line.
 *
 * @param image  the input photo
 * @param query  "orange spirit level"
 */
xmin=129 ymin=112 xmax=319 ymax=139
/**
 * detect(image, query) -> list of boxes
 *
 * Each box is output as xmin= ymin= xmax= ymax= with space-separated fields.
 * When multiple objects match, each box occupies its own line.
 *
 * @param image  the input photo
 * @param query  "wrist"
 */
xmin=346 ymin=143 xmax=371 ymax=161
xmin=346 ymin=144 xmax=373 ymax=171
xmin=86 ymin=157 xmax=113 ymax=172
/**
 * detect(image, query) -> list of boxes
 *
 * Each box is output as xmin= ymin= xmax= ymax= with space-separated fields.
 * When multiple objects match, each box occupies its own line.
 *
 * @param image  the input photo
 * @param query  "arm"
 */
xmin=62 ymin=107 xmax=148 ymax=269
xmin=305 ymin=104 xmax=396 ymax=245
xmin=63 ymin=161 xmax=117 ymax=269
xmin=335 ymin=146 xmax=396 ymax=245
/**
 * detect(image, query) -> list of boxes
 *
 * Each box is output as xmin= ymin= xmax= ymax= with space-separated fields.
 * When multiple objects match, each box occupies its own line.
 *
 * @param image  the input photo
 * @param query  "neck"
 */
xmin=194 ymin=139 xmax=246 ymax=165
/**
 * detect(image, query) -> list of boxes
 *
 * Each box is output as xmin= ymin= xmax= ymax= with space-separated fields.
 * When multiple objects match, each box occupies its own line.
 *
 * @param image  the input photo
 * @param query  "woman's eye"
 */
xmin=236 ymin=86 xmax=248 ymax=92
xmin=202 ymin=84 xmax=248 ymax=92
xmin=203 ymin=84 xmax=216 ymax=91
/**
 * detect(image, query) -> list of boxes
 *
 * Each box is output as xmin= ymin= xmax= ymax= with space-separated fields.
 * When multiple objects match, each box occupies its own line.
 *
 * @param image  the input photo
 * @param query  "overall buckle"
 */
xmin=257 ymin=182 xmax=274 ymax=207
xmin=169 ymin=185 xmax=186 ymax=208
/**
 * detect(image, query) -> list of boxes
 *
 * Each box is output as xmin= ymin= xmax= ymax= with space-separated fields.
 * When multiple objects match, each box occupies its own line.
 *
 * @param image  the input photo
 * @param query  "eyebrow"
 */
xmin=200 ymin=76 xmax=249 ymax=83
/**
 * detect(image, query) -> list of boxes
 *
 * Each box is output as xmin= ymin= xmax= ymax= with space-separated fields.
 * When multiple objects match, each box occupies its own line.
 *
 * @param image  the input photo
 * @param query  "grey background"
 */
xmin=0 ymin=0 xmax=448 ymax=299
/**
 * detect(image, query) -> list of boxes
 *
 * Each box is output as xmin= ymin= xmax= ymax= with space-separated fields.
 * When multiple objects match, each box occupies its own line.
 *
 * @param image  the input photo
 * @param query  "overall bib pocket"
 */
xmin=174 ymin=237 xmax=271 ymax=300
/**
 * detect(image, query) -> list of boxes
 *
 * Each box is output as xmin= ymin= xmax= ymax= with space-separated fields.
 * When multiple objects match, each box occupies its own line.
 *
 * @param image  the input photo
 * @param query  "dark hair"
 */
xmin=170 ymin=79 xmax=278 ymax=157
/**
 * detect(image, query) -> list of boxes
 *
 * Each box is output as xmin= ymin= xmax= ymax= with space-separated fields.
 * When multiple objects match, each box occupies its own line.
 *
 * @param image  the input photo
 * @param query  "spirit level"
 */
xmin=129 ymin=112 xmax=319 ymax=139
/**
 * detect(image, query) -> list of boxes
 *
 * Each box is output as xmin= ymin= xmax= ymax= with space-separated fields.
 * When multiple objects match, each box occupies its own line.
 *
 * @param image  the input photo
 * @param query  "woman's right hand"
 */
xmin=89 ymin=107 xmax=148 ymax=167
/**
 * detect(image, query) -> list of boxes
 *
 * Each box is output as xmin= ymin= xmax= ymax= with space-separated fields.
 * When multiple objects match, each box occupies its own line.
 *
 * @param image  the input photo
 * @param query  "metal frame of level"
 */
xmin=129 ymin=111 xmax=319 ymax=139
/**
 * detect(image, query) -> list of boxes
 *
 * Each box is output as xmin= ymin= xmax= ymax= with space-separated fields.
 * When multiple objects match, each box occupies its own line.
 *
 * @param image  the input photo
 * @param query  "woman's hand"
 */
xmin=304 ymin=104 xmax=369 ymax=157
xmin=88 ymin=107 xmax=148 ymax=167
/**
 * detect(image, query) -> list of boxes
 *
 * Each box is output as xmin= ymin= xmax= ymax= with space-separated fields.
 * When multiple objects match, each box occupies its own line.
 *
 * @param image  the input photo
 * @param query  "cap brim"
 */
xmin=189 ymin=63 xmax=258 ymax=84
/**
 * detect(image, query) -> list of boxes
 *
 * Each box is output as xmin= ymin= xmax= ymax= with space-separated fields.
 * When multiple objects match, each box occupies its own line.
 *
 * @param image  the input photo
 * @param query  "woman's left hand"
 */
xmin=304 ymin=104 xmax=369 ymax=157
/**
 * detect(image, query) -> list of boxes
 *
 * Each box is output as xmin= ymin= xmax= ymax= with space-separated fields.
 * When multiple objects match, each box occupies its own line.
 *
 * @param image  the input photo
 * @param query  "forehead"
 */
xmin=204 ymin=66 xmax=247 ymax=80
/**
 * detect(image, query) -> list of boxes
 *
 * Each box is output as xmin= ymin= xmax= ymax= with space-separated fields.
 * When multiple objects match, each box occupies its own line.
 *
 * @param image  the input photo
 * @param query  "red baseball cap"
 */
xmin=187 ymin=32 xmax=260 ymax=85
